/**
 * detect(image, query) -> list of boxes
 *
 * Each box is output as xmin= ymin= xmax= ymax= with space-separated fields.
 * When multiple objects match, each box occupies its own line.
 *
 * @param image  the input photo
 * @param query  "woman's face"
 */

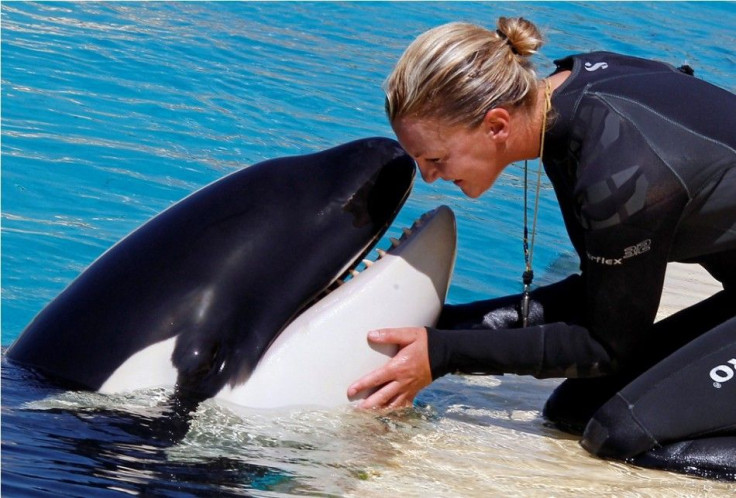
xmin=392 ymin=116 xmax=506 ymax=199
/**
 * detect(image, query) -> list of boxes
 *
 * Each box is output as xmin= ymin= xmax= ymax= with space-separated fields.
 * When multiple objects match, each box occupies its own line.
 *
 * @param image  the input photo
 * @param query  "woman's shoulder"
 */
xmin=552 ymin=51 xmax=679 ymax=90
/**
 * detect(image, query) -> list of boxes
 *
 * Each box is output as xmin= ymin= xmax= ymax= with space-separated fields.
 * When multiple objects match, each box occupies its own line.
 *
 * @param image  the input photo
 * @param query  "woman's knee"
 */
xmin=580 ymin=393 xmax=658 ymax=459
xmin=543 ymin=375 xmax=633 ymax=435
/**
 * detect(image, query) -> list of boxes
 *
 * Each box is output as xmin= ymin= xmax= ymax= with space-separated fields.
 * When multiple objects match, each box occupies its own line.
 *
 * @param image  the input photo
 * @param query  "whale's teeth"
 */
xmin=377 ymin=249 xmax=387 ymax=258
xmin=402 ymin=227 xmax=412 ymax=236
xmin=362 ymin=259 xmax=373 ymax=267
xmin=350 ymin=269 xmax=360 ymax=277
xmin=390 ymin=237 xmax=401 ymax=247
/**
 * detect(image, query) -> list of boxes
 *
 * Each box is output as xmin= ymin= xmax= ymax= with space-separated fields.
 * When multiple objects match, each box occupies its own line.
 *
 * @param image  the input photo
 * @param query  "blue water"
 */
xmin=2 ymin=2 xmax=735 ymax=496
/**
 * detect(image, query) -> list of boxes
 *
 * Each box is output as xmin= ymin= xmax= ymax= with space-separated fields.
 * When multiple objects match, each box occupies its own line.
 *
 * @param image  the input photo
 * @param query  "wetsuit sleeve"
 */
xmin=430 ymin=275 xmax=614 ymax=379
xmin=427 ymin=322 xmax=613 ymax=379
xmin=437 ymin=274 xmax=587 ymax=331
xmin=430 ymin=275 xmax=613 ymax=378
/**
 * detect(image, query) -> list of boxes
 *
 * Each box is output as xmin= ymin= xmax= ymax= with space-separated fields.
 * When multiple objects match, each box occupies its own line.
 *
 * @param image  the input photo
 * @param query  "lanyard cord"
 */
xmin=521 ymin=80 xmax=552 ymax=327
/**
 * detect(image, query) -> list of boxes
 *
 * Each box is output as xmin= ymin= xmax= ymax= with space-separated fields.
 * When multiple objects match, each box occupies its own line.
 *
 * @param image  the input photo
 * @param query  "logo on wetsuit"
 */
xmin=584 ymin=61 xmax=609 ymax=72
xmin=710 ymin=358 xmax=736 ymax=388
xmin=586 ymin=239 xmax=652 ymax=266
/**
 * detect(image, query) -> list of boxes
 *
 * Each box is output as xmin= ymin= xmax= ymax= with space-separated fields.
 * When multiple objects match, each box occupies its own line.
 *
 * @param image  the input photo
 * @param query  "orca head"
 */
xmin=166 ymin=137 xmax=417 ymax=398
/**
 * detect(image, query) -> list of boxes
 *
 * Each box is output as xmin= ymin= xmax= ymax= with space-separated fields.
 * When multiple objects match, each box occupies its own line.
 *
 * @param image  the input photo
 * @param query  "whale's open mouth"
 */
xmin=310 ymin=208 xmax=442 ymax=302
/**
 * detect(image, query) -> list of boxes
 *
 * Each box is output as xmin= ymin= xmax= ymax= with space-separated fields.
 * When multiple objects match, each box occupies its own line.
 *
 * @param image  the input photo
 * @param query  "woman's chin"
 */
xmin=457 ymin=182 xmax=483 ymax=199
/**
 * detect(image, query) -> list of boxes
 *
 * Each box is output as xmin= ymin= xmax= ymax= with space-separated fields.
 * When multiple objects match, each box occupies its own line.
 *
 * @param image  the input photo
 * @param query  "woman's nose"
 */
xmin=418 ymin=162 xmax=439 ymax=183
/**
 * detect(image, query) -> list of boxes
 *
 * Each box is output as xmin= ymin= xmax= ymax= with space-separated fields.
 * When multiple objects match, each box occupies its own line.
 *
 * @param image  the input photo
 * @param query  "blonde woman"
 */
xmin=349 ymin=18 xmax=736 ymax=478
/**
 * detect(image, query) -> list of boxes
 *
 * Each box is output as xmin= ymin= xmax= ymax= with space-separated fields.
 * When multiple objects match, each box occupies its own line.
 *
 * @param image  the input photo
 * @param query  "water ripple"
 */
xmin=3 ymin=2 xmax=735 ymax=496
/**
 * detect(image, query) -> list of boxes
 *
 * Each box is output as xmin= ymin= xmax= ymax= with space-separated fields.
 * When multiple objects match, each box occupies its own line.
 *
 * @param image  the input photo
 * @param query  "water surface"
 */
xmin=3 ymin=2 xmax=735 ymax=496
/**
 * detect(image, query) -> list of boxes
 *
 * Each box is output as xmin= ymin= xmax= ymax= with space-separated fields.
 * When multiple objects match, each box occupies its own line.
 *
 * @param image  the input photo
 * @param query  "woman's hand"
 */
xmin=347 ymin=327 xmax=433 ymax=410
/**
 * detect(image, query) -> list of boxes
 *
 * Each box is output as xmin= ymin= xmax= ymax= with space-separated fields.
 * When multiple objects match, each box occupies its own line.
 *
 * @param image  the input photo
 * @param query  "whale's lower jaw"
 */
xmin=100 ymin=206 xmax=457 ymax=408
xmin=216 ymin=205 xmax=457 ymax=408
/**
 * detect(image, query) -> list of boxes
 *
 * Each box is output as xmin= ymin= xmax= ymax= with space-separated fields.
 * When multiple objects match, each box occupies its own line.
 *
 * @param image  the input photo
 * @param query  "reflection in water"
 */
xmin=4 ymin=354 xmax=733 ymax=497
xmin=3 ymin=354 xmax=408 ymax=496
xmin=2 ymin=357 xmax=289 ymax=496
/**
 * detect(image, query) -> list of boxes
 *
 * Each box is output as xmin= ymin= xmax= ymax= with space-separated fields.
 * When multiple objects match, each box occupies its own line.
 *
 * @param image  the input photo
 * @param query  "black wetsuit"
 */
xmin=431 ymin=52 xmax=736 ymax=479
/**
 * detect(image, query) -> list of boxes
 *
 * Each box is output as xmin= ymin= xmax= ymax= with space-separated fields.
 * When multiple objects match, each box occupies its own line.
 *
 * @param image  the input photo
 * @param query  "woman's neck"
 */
xmin=512 ymin=71 xmax=571 ymax=162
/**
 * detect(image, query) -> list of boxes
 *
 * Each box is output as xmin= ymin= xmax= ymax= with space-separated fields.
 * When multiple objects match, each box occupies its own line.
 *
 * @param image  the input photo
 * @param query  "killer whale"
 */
xmin=7 ymin=137 xmax=416 ymax=402
xmin=94 ymin=204 xmax=458 ymax=408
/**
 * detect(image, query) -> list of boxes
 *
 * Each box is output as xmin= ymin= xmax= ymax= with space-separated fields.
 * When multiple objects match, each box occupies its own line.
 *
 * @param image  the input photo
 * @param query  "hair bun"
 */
xmin=496 ymin=17 xmax=544 ymax=57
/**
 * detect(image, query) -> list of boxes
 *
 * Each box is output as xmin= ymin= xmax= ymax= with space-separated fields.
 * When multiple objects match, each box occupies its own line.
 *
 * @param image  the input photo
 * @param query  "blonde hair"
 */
xmin=384 ymin=17 xmax=544 ymax=128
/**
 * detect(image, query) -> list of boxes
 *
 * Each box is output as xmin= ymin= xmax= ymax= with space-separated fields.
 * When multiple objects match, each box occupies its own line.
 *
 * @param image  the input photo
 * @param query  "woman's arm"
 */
xmin=347 ymin=320 xmax=614 ymax=410
xmin=438 ymin=274 xmax=586 ymax=330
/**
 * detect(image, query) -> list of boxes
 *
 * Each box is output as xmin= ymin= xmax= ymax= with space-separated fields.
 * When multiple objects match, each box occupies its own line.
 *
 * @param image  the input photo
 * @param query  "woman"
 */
xmin=348 ymin=17 xmax=736 ymax=476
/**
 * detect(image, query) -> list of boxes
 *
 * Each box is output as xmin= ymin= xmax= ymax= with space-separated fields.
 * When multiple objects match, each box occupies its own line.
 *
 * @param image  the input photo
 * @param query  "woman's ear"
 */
xmin=483 ymin=108 xmax=511 ymax=142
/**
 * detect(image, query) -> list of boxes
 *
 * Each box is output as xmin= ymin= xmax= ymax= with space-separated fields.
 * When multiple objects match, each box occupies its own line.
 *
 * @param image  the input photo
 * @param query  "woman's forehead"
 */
xmin=393 ymin=118 xmax=452 ymax=156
